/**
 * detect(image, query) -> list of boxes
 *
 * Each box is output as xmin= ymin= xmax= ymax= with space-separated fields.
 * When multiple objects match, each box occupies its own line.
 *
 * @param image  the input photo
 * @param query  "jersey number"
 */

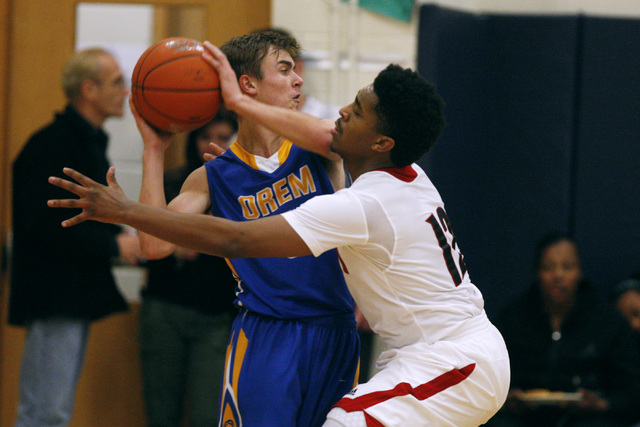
xmin=426 ymin=207 xmax=467 ymax=286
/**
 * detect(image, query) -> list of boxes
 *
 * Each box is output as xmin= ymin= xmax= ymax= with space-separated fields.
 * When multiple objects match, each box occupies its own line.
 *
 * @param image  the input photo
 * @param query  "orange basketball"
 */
xmin=131 ymin=37 xmax=221 ymax=133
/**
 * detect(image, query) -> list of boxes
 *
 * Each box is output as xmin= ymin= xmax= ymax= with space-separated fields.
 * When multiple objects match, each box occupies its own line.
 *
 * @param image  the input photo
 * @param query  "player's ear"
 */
xmin=372 ymin=136 xmax=394 ymax=153
xmin=81 ymin=79 xmax=99 ymax=100
xmin=239 ymin=75 xmax=257 ymax=95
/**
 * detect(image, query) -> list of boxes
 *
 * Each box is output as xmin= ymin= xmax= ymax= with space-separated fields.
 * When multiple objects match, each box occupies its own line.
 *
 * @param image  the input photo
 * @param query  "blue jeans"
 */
xmin=15 ymin=318 xmax=89 ymax=427
xmin=139 ymin=298 xmax=233 ymax=427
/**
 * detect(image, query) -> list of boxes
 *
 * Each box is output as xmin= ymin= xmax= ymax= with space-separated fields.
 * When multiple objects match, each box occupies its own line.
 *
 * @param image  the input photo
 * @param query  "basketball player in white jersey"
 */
xmin=48 ymin=42 xmax=510 ymax=426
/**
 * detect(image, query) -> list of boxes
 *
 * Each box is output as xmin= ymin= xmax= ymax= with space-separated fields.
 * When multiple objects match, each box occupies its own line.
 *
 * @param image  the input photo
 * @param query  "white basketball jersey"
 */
xmin=283 ymin=164 xmax=485 ymax=349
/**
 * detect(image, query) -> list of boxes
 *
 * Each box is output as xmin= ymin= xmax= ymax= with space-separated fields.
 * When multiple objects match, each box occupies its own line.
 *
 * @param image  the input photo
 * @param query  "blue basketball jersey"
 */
xmin=205 ymin=140 xmax=355 ymax=323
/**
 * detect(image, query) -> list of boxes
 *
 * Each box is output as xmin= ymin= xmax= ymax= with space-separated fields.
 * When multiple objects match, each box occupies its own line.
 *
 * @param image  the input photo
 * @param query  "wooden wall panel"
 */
xmin=0 ymin=0 xmax=10 ymax=353
xmin=1 ymin=0 xmax=75 ymax=423
xmin=0 ymin=0 xmax=10 ymax=419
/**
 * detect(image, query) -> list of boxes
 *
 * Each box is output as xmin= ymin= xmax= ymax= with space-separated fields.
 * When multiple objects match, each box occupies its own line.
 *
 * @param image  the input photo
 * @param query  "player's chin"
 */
xmin=329 ymin=138 xmax=340 ymax=154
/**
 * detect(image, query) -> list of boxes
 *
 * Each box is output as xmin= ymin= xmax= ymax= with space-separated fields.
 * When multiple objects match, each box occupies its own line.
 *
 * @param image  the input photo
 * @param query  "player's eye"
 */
xmin=112 ymin=76 xmax=126 ymax=87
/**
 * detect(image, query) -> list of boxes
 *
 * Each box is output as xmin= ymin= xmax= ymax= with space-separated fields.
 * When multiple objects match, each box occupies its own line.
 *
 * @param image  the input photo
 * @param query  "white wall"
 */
xmin=272 ymin=1 xmax=419 ymax=107
xmin=75 ymin=3 xmax=154 ymax=302
xmin=76 ymin=3 xmax=153 ymax=203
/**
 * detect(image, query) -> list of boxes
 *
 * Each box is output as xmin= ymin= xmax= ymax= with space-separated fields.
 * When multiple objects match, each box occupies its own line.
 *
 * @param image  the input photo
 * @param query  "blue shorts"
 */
xmin=218 ymin=310 xmax=360 ymax=427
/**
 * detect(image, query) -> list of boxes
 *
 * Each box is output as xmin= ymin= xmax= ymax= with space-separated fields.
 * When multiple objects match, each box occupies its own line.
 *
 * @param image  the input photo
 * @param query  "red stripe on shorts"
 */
xmin=335 ymin=363 xmax=476 ymax=413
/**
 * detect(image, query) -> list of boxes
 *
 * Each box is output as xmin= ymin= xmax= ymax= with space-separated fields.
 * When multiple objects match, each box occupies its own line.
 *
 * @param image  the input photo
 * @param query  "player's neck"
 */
xmin=347 ymin=157 xmax=395 ymax=181
xmin=236 ymin=120 xmax=285 ymax=158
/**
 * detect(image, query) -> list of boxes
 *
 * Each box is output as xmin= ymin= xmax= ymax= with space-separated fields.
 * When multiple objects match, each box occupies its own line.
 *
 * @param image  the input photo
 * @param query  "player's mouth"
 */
xmin=334 ymin=118 xmax=343 ymax=135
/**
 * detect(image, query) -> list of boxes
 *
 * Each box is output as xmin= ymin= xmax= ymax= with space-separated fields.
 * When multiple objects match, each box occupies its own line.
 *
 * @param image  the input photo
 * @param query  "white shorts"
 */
xmin=326 ymin=312 xmax=510 ymax=427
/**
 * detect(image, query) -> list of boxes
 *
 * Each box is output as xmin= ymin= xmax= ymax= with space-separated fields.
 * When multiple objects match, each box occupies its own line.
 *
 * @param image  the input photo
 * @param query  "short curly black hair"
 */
xmin=373 ymin=64 xmax=446 ymax=167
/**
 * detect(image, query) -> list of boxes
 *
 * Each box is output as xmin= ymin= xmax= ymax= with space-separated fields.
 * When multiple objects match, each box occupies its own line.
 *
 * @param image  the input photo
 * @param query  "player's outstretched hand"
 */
xmin=48 ymin=167 xmax=131 ymax=227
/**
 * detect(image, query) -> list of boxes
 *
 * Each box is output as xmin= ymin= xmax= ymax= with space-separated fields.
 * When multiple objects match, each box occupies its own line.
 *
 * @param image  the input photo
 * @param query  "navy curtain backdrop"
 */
xmin=416 ymin=4 xmax=640 ymax=318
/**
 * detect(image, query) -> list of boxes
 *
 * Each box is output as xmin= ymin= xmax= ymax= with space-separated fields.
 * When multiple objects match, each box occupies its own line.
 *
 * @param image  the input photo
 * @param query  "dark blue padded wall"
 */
xmin=417 ymin=5 xmax=640 ymax=317
xmin=573 ymin=16 xmax=640 ymax=291
xmin=417 ymin=5 xmax=579 ymax=317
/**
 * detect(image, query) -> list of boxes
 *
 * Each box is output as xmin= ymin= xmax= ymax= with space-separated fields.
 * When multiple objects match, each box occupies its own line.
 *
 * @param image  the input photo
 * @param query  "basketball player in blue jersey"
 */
xmin=131 ymin=31 xmax=359 ymax=426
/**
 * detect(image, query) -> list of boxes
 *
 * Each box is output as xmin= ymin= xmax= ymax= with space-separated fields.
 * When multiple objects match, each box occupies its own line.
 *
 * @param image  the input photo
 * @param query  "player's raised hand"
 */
xmin=201 ymin=41 xmax=243 ymax=111
xmin=48 ymin=167 xmax=131 ymax=227
xmin=129 ymin=97 xmax=174 ymax=152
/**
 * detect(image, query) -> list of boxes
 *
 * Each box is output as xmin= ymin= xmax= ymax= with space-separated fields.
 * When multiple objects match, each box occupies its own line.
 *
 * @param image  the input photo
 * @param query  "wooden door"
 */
xmin=0 ymin=1 xmax=269 ymax=425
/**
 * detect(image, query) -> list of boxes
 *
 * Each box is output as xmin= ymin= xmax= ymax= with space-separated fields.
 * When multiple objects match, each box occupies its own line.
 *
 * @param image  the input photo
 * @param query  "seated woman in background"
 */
xmin=486 ymin=233 xmax=640 ymax=427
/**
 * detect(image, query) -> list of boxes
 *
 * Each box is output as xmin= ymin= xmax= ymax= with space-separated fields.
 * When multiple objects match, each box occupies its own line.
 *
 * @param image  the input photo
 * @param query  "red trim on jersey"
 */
xmin=364 ymin=411 xmax=385 ymax=427
xmin=334 ymin=363 xmax=476 ymax=420
xmin=377 ymin=165 xmax=418 ymax=182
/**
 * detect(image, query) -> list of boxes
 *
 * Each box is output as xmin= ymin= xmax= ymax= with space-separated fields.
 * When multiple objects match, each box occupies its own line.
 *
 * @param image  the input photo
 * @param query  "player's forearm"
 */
xmin=120 ymin=202 xmax=231 ymax=258
xmin=138 ymin=146 xmax=177 ymax=258
xmin=119 ymin=201 xmax=300 ymax=259
xmin=48 ymin=166 xmax=312 ymax=260
xmin=234 ymin=95 xmax=338 ymax=159
xmin=139 ymin=146 xmax=167 ymax=208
